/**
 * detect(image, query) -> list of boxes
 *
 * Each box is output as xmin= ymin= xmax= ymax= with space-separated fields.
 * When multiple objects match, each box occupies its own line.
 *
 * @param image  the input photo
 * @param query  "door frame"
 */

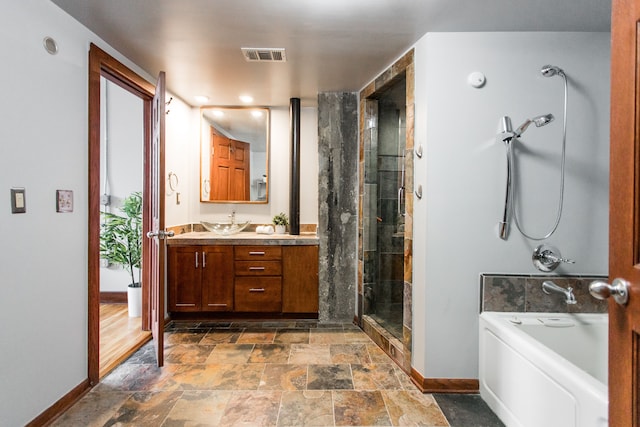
xmin=88 ymin=44 xmax=155 ymax=385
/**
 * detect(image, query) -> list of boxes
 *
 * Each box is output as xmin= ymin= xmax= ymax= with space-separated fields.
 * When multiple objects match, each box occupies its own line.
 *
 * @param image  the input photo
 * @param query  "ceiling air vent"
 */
xmin=241 ymin=48 xmax=287 ymax=62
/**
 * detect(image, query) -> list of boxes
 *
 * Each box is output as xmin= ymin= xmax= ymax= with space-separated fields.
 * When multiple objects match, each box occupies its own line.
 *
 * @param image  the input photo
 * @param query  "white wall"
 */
xmin=165 ymin=106 xmax=319 ymax=227
xmin=164 ymin=95 xmax=198 ymax=227
xmin=412 ymin=32 xmax=610 ymax=378
xmin=99 ymin=78 xmax=144 ymax=292
xmin=0 ymin=1 xmax=153 ymax=425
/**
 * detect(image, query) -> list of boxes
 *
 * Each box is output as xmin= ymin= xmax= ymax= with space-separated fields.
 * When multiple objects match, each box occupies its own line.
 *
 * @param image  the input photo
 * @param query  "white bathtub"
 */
xmin=479 ymin=311 xmax=608 ymax=427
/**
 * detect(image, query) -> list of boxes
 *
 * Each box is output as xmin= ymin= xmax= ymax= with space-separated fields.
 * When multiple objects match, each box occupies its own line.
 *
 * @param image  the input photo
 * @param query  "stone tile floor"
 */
xmin=53 ymin=321 xmax=503 ymax=426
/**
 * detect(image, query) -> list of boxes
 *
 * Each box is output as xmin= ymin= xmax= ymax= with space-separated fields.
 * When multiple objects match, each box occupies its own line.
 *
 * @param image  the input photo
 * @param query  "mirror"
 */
xmin=200 ymin=107 xmax=269 ymax=203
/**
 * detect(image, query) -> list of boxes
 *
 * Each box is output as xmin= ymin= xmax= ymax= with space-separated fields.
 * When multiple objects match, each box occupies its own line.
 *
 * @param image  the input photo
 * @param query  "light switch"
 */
xmin=11 ymin=188 xmax=26 ymax=214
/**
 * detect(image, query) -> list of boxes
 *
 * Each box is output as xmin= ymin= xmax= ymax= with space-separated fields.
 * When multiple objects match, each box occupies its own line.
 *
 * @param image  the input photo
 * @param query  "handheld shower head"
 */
xmin=514 ymin=114 xmax=555 ymax=138
xmin=533 ymin=113 xmax=554 ymax=127
xmin=541 ymin=65 xmax=565 ymax=78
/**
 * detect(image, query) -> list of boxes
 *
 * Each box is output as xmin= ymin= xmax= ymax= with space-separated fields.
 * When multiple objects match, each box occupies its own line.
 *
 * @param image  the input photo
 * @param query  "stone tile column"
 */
xmin=318 ymin=92 xmax=358 ymax=322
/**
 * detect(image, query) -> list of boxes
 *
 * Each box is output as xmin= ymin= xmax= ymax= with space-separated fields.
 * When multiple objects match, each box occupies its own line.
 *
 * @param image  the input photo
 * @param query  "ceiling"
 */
xmin=51 ymin=0 xmax=611 ymax=107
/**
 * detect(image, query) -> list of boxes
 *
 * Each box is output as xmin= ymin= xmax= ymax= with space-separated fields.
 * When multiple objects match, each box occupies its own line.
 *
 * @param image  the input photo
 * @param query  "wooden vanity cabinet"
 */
xmin=168 ymin=242 xmax=319 ymax=316
xmin=168 ymin=245 xmax=234 ymax=312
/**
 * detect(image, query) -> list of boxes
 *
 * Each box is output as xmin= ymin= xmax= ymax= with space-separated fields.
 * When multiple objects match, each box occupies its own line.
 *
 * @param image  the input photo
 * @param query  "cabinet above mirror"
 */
xmin=200 ymin=107 xmax=269 ymax=203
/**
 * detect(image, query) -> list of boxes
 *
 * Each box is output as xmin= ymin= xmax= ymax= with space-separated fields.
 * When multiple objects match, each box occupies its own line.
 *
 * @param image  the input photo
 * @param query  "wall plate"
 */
xmin=56 ymin=189 xmax=73 ymax=213
xmin=11 ymin=188 xmax=26 ymax=214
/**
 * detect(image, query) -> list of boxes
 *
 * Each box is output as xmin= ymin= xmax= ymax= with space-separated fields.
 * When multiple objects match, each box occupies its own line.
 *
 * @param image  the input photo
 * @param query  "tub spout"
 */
xmin=542 ymin=281 xmax=577 ymax=305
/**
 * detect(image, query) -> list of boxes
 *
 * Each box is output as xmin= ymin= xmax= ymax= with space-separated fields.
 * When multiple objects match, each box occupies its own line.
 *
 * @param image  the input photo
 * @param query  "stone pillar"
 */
xmin=317 ymin=92 xmax=359 ymax=322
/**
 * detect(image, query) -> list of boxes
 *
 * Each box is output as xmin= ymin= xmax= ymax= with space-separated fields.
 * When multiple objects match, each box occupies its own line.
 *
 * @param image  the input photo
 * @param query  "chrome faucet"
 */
xmin=542 ymin=280 xmax=577 ymax=305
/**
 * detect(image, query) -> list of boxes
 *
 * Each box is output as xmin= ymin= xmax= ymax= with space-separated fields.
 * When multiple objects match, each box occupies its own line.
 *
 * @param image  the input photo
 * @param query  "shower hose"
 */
xmin=508 ymin=72 xmax=568 ymax=241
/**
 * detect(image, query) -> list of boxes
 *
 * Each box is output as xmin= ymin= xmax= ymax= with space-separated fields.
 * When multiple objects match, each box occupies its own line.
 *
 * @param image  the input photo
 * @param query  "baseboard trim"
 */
xmin=27 ymin=378 xmax=91 ymax=427
xmin=100 ymin=291 xmax=127 ymax=304
xmin=168 ymin=312 xmax=318 ymax=321
xmin=410 ymin=368 xmax=479 ymax=393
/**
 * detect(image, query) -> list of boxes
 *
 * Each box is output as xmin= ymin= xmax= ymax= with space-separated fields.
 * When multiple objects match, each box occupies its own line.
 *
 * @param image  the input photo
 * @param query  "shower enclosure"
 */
xmin=363 ymin=77 xmax=406 ymax=339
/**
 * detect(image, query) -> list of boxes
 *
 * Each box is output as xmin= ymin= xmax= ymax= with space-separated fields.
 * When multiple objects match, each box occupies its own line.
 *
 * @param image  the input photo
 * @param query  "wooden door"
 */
xmin=230 ymin=139 xmax=250 ymax=200
xmin=167 ymin=246 xmax=202 ymax=311
xmin=210 ymin=129 xmax=250 ymax=200
xmin=148 ymin=72 xmax=166 ymax=367
xmin=201 ymin=246 xmax=234 ymax=311
xmin=609 ymin=0 xmax=640 ymax=424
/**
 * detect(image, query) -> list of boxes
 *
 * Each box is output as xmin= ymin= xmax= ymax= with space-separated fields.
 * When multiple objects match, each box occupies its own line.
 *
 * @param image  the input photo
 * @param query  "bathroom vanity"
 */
xmin=166 ymin=231 xmax=319 ymax=318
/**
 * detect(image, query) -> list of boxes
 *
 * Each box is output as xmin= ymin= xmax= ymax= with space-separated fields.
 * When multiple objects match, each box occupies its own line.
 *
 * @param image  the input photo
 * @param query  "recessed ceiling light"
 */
xmin=43 ymin=36 xmax=58 ymax=55
xmin=239 ymin=95 xmax=253 ymax=104
xmin=194 ymin=95 xmax=209 ymax=103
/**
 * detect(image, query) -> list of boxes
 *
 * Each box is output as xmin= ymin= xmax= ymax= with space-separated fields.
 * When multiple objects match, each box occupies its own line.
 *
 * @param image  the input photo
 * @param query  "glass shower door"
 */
xmin=363 ymin=78 xmax=406 ymax=340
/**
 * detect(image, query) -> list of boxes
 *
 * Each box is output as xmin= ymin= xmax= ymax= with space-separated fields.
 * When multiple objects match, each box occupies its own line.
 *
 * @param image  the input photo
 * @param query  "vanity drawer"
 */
xmin=234 ymin=246 xmax=282 ymax=260
xmin=234 ymin=277 xmax=282 ymax=312
xmin=235 ymin=260 xmax=282 ymax=276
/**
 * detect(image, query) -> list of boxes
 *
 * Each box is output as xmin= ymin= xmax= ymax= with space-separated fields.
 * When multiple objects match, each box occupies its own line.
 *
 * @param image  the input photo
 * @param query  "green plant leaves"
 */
xmin=273 ymin=212 xmax=289 ymax=226
xmin=99 ymin=192 xmax=142 ymax=285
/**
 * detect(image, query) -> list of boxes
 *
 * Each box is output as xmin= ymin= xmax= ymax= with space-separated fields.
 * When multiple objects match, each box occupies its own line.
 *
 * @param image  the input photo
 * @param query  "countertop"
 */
xmin=166 ymin=231 xmax=319 ymax=246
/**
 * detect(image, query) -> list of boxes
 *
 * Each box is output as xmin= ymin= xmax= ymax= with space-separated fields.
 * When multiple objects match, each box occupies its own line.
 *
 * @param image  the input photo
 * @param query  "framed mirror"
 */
xmin=200 ymin=107 xmax=270 ymax=203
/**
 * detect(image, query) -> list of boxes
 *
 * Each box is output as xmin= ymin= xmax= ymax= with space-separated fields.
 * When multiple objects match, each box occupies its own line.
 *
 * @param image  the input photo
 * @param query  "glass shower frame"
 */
xmin=358 ymin=50 xmax=414 ymax=374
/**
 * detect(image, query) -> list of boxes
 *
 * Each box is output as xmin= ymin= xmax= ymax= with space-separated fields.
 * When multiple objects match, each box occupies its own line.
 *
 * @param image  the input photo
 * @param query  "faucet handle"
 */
xmin=532 ymin=244 xmax=574 ymax=272
xmin=558 ymin=256 xmax=575 ymax=264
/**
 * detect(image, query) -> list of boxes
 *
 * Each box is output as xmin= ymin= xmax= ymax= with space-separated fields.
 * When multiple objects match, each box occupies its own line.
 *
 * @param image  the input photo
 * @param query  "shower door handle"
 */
xmin=398 ymin=150 xmax=407 ymax=217
xmin=397 ymin=187 xmax=406 ymax=217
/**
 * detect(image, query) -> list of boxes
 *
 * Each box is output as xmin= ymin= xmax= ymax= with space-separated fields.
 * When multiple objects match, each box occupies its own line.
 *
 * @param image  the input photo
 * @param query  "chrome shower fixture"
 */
xmin=513 ymin=114 xmax=555 ymax=138
xmin=497 ymin=64 xmax=569 ymax=241
xmin=541 ymin=65 xmax=565 ymax=78
xmin=498 ymin=116 xmax=514 ymax=143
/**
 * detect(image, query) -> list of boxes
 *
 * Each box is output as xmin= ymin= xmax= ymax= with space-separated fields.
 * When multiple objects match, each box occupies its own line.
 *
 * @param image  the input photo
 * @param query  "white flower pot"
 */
xmin=127 ymin=284 xmax=142 ymax=317
xmin=275 ymin=225 xmax=286 ymax=234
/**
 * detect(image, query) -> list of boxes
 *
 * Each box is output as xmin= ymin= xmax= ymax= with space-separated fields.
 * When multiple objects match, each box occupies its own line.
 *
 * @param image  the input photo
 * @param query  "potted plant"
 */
xmin=272 ymin=212 xmax=289 ymax=234
xmin=100 ymin=192 xmax=143 ymax=317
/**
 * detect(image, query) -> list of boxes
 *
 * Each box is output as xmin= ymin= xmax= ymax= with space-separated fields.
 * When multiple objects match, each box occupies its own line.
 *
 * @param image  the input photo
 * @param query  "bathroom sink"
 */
xmin=201 ymin=220 xmax=251 ymax=235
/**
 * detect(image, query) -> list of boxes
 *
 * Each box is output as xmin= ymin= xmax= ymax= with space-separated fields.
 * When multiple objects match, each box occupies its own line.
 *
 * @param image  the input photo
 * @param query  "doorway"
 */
xmin=88 ymin=44 xmax=156 ymax=385
xmin=98 ymin=76 xmax=151 ymax=378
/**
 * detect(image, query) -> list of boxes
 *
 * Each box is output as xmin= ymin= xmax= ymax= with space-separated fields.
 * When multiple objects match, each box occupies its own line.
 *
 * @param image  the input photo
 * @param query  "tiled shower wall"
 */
xmin=481 ymin=274 xmax=608 ymax=314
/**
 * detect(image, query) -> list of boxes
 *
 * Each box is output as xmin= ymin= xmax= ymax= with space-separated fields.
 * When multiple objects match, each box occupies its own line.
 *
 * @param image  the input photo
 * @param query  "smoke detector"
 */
xmin=241 ymin=48 xmax=287 ymax=62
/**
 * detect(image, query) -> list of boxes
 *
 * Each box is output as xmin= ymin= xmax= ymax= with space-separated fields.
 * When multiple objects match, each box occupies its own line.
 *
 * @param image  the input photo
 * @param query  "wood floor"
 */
xmin=100 ymin=303 xmax=151 ymax=378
